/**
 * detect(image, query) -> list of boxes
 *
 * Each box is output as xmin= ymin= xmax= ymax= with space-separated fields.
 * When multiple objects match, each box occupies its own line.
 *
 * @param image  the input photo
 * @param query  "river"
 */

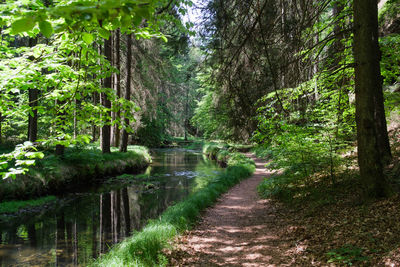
xmin=0 ymin=148 xmax=221 ymax=266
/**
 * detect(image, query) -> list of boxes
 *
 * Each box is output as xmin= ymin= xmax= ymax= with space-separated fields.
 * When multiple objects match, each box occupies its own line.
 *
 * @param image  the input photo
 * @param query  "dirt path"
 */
xmin=169 ymin=153 xmax=295 ymax=266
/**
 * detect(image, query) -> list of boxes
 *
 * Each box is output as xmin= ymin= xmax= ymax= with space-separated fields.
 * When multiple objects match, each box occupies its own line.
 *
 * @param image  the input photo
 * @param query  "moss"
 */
xmin=0 ymin=145 xmax=151 ymax=201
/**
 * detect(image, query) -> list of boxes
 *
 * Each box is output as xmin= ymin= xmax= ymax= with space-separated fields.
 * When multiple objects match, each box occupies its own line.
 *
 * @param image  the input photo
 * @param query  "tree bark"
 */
xmin=92 ymin=92 xmax=98 ymax=142
xmin=111 ymin=30 xmax=121 ymax=147
xmin=27 ymin=88 xmax=38 ymax=142
xmin=110 ymin=31 xmax=116 ymax=147
xmin=0 ymin=112 xmax=2 ymax=144
xmin=115 ymin=30 xmax=121 ymax=147
xmin=101 ymin=37 xmax=112 ymax=154
xmin=120 ymin=34 xmax=132 ymax=153
xmin=27 ymin=37 xmax=38 ymax=143
xmin=353 ymin=0 xmax=391 ymax=198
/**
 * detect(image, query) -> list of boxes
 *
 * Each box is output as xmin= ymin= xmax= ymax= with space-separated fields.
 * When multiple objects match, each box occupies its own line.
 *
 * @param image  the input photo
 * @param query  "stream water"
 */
xmin=0 ymin=148 xmax=221 ymax=267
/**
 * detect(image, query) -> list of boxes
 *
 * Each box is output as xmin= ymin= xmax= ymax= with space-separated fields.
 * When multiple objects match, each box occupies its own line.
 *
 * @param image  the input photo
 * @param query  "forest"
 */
xmin=0 ymin=0 xmax=400 ymax=266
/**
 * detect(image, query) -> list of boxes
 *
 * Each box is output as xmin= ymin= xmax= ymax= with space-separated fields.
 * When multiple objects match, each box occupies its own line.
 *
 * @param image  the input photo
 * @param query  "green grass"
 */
xmin=0 ymin=195 xmax=56 ymax=214
xmin=0 ymin=145 xmax=151 ymax=201
xmin=91 ymin=143 xmax=255 ymax=267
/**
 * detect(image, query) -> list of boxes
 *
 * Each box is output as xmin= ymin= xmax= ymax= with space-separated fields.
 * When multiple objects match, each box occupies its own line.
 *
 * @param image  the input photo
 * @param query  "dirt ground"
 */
xmin=168 ymin=154 xmax=298 ymax=266
xmin=167 ymin=143 xmax=400 ymax=267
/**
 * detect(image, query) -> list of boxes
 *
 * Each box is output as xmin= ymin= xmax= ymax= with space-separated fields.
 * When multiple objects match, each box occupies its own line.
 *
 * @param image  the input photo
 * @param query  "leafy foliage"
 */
xmin=327 ymin=244 xmax=369 ymax=266
xmin=0 ymin=142 xmax=44 ymax=179
xmin=0 ymin=0 xmax=195 ymax=178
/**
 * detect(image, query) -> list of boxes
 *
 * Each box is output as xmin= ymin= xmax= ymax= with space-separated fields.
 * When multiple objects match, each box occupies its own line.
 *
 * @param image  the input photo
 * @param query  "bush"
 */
xmin=255 ymin=123 xmax=348 ymax=201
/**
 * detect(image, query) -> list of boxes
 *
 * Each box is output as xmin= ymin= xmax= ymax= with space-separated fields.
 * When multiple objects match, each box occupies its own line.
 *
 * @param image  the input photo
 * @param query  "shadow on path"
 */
xmin=169 ymin=153 xmax=296 ymax=266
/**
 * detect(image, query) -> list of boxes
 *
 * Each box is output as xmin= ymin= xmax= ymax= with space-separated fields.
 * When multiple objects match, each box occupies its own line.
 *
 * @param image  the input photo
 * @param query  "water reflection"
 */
xmin=0 ymin=149 xmax=221 ymax=266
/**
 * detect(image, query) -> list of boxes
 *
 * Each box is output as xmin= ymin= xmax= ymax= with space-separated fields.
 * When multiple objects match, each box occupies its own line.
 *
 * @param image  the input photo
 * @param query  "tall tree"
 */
xmin=353 ymin=0 xmax=391 ymax=197
xmin=101 ymin=37 xmax=112 ymax=154
xmin=111 ymin=29 xmax=121 ymax=147
xmin=27 ymin=37 xmax=38 ymax=143
xmin=120 ymin=34 xmax=132 ymax=153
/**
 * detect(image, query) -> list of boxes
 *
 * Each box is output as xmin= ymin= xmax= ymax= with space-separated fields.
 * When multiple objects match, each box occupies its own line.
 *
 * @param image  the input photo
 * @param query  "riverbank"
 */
xmin=0 ymin=145 xmax=151 ymax=203
xmin=91 ymin=143 xmax=255 ymax=266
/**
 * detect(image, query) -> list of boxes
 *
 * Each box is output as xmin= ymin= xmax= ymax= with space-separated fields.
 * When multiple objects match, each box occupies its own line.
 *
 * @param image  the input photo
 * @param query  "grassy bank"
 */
xmin=91 ymin=142 xmax=255 ymax=267
xmin=0 ymin=145 xmax=151 ymax=202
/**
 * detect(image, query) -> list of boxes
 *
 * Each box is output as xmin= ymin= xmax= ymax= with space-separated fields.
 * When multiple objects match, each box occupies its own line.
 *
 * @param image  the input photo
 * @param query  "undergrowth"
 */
xmin=91 ymin=142 xmax=255 ymax=267
xmin=253 ymin=108 xmax=400 ymax=265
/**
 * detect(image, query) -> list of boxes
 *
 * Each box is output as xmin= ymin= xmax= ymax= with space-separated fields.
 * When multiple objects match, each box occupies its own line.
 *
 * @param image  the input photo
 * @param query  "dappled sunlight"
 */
xmin=172 ymin=154 xmax=296 ymax=266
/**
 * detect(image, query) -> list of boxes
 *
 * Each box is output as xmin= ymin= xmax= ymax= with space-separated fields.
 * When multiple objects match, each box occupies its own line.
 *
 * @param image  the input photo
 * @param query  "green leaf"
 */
xmin=39 ymin=20 xmax=53 ymax=38
xmin=16 ymin=159 xmax=36 ymax=166
xmin=23 ymin=141 xmax=33 ymax=147
xmin=98 ymin=28 xmax=110 ymax=39
xmin=11 ymin=17 xmax=36 ymax=34
xmin=0 ymin=162 xmax=8 ymax=170
xmin=82 ymin=32 xmax=94 ymax=45
xmin=132 ymin=15 xmax=142 ymax=27
xmin=160 ymin=35 xmax=168 ymax=43
xmin=3 ymin=173 xmax=16 ymax=180
xmin=121 ymin=14 xmax=132 ymax=29
xmin=136 ymin=7 xmax=151 ymax=19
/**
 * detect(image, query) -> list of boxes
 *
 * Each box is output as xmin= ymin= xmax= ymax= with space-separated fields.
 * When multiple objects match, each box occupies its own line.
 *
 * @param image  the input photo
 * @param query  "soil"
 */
xmin=168 ymin=153 xmax=295 ymax=266
xmin=167 ymin=150 xmax=400 ymax=266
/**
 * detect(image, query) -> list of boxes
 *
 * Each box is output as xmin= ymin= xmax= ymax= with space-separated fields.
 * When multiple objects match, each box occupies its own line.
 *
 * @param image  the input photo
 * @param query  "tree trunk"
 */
xmin=184 ymin=85 xmax=188 ymax=141
xmin=27 ymin=88 xmax=38 ymax=142
xmin=374 ymin=82 xmax=392 ymax=163
xmin=353 ymin=0 xmax=391 ymax=198
xmin=92 ymin=92 xmax=98 ymax=142
xmin=0 ymin=112 xmax=2 ymax=144
xmin=115 ymin=30 xmax=121 ymax=147
xmin=120 ymin=34 xmax=132 ymax=153
xmin=101 ymin=37 xmax=112 ymax=154
xmin=110 ymin=31 xmax=116 ymax=147
xmin=111 ymin=30 xmax=121 ymax=147
xmin=27 ymin=37 xmax=38 ymax=143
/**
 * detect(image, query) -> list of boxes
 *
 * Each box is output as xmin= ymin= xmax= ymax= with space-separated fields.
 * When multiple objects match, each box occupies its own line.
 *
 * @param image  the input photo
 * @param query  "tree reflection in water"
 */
xmin=0 ymin=149 xmax=222 ymax=266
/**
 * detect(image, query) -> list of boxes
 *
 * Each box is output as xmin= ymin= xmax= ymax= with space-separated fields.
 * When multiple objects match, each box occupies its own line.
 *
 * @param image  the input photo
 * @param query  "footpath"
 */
xmin=169 ymin=153 xmax=294 ymax=266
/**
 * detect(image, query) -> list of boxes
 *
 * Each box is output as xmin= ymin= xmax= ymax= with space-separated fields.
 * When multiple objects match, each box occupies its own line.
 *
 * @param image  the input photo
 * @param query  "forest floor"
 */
xmin=167 ymin=148 xmax=400 ymax=266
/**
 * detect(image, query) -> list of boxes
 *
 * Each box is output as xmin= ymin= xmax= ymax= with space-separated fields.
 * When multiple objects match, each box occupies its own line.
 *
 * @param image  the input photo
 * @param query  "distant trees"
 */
xmin=194 ymin=0 xmax=395 ymax=197
xmin=0 ymin=0 xmax=196 ymax=177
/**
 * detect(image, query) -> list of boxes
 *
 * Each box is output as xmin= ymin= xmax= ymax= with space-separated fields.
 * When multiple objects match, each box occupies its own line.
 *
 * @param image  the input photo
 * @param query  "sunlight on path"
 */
xmin=171 ymin=154 xmax=295 ymax=266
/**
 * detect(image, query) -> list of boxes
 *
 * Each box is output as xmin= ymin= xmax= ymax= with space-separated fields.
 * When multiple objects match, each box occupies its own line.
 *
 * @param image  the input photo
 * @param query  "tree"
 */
xmin=111 ymin=30 xmax=121 ymax=147
xmin=353 ymin=0 xmax=391 ymax=197
xmin=101 ymin=37 xmax=112 ymax=154
xmin=120 ymin=33 xmax=132 ymax=153
xmin=27 ymin=37 xmax=38 ymax=143
xmin=0 ymin=0 xmax=193 ymax=178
